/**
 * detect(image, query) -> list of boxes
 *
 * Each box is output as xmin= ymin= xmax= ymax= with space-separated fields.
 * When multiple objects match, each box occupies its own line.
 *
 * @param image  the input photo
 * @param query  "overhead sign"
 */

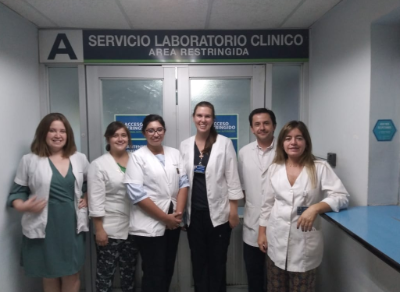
xmin=215 ymin=114 xmax=238 ymax=152
xmin=39 ymin=30 xmax=83 ymax=63
xmin=40 ymin=29 xmax=309 ymax=63
xmin=373 ymin=119 xmax=397 ymax=141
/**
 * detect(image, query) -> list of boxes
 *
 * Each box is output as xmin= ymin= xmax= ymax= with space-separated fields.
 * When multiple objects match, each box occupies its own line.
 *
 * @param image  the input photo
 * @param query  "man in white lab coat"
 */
xmin=238 ymin=108 xmax=276 ymax=292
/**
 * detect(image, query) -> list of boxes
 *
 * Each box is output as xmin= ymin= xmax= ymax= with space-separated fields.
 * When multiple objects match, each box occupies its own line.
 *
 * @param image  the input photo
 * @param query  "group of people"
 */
xmin=8 ymin=101 xmax=349 ymax=292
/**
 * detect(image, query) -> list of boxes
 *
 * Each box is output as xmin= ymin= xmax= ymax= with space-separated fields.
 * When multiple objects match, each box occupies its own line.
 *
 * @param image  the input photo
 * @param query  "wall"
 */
xmin=0 ymin=3 xmax=42 ymax=292
xmin=369 ymin=23 xmax=400 ymax=205
xmin=48 ymin=67 xmax=82 ymax=151
xmin=309 ymin=0 xmax=400 ymax=291
xmin=271 ymin=65 xmax=301 ymax=133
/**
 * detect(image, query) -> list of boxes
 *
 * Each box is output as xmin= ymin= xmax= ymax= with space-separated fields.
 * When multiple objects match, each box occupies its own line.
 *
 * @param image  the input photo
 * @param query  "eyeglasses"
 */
xmin=145 ymin=127 xmax=165 ymax=135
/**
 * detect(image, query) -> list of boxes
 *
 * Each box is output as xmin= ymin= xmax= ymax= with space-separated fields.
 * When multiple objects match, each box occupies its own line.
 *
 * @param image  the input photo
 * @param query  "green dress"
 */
xmin=8 ymin=159 xmax=86 ymax=278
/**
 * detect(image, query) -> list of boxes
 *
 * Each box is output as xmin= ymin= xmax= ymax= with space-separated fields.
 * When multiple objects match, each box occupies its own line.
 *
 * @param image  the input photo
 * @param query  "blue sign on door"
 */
xmin=115 ymin=114 xmax=147 ymax=139
xmin=373 ymin=119 xmax=396 ymax=141
xmin=115 ymin=114 xmax=148 ymax=151
xmin=127 ymin=139 xmax=147 ymax=152
xmin=215 ymin=114 xmax=238 ymax=152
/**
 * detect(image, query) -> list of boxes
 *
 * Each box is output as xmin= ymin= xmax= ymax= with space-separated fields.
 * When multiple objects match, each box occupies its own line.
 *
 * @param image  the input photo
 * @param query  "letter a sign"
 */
xmin=39 ymin=30 xmax=83 ymax=63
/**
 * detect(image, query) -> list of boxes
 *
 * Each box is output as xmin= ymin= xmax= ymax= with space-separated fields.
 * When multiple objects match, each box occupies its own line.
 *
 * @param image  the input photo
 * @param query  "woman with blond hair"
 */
xmin=8 ymin=113 xmax=89 ymax=292
xmin=258 ymin=121 xmax=349 ymax=292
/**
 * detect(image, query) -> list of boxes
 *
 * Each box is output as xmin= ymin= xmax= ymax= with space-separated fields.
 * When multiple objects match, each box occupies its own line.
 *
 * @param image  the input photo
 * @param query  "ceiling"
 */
xmin=1 ymin=0 xmax=342 ymax=30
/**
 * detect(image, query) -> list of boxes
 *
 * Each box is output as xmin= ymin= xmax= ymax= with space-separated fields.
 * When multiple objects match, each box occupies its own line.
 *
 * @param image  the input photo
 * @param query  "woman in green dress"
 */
xmin=8 ymin=113 xmax=89 ymax=292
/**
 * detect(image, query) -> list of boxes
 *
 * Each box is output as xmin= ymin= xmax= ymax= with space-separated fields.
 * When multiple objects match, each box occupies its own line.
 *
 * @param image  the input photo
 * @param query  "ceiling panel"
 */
xmin=208 ymin=0 xmax=303 ymax=29
xmin=24 ymin=0 xmax=130 ymax=28
xmin=0 ymin=0 xmax=343 ymax=29
xmin=1 ymin=0 xmax=55 ymax=27
xmin=282 ymin=0 xmax=342 ymax=28
xmin=119 ymin=0 xmax=209 ymax=29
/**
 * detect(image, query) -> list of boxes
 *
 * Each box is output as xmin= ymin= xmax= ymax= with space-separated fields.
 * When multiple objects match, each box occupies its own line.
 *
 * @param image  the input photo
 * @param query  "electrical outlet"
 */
xmin=327 ymin=153 xmax=336 ymax=167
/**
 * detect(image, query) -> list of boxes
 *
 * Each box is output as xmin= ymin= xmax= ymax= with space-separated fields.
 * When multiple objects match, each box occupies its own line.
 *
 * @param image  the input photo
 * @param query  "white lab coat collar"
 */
xmin=142 ymin=146 xmax=170 ymax=186
xmin=250 ymin=138 xmax=276 ymax=172
xmin=103 ymin=152 xmax=124 ymax=173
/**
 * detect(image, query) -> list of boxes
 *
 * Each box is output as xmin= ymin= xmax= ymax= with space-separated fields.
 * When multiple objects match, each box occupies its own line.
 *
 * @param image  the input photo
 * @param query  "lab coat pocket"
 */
xmin=77 ymin=207 xmax=89 ymax=233
xmin=304 ymin=228 xmax=323 ymax=263
xmin=171 ymin=163 xmax=180 ymax=188
xmin=243 ymin=204 xmax=256 ymax=230
xmin=21 ymin=211 xmax=41 ymax=235
xmin=216 ymin=196 xmax=229 ymax=221
xmin=266 ymin=220 xmax=277 ymax=249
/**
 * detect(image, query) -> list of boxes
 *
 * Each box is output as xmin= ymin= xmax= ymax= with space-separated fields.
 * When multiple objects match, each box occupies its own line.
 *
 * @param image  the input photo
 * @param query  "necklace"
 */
xmin=198 ymin=151 xmax=204 ymax=165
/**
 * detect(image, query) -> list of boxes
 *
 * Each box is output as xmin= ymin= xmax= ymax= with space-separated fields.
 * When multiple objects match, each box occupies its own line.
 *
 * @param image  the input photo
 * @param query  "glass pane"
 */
xmin=48 ymin=67 xmax=81 ymax=151
xmin=190 ymin=79 xmax=251 ymax=152
xmin=101 ymin=79 xmax=163 ymax=152
xmin=271 ymin=65 xmax=301 ymax=133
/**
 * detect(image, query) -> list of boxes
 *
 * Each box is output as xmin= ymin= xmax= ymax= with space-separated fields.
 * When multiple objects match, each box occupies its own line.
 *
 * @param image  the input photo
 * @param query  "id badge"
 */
xmin=194 ymin=165 xmax=205 ymax=174
xmin=297 ymin=206 xmax=308 ymax=215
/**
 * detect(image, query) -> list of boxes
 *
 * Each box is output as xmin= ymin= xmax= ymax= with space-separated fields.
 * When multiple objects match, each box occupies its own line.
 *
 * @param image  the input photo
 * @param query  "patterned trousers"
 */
xmin=266 ymin=256 xmax=317 ymax=292
xmin=96 ymin=235 xmax=138 ymax=292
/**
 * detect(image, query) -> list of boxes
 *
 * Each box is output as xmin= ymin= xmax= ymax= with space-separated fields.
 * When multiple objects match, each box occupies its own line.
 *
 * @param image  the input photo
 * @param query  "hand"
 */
xmin=96 ymin=229 xmax=108 ymax=246
xmin=13 ymin=196 xmax=47 ymax=213
xmin=297 ymin=205 xmax=318 ymax=232
xmin=258 ymin=233 xmax=268 ymax=253
xmin=78 ymin=196 xmax=87 ymax=209
xmin=164 ymin=212 xmax=182 ymax=230
xmin=228 ymin=212 xmax=240 ymax=229
xmin=175 ymin=212 xmax=183 ymax=220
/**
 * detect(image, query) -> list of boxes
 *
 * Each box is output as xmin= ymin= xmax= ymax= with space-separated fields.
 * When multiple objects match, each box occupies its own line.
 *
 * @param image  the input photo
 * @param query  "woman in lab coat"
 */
xmin=8 ymin=113 xmax=89 ymax=292
xmin=258 ymin=121 xmax=349 ymax=292
xmin=88 ymin=121 xmax=138 ymax=292
xmin=179 ymin=101 xmax=243 ymax=292
xmin=124 ymin=114 xmax=189 ymax=292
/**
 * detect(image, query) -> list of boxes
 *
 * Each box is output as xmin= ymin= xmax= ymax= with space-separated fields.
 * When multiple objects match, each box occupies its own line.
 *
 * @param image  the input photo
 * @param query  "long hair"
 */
xmin=31 ymin=113 xmax=76 ymax=158
xmin=193 ymin=101 xmax=217 ymax=154
xmin=274 ymin=121 xmax=317 ymax=188
xmin=104 ymin=121 xmax=132 ymax=151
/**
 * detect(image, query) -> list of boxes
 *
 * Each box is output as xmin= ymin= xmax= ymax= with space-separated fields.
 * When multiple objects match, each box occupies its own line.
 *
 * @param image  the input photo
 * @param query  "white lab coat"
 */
xmin=88 ymin=152 xmax=130 ymax=239
xmin=124 ymin=146 xmax=186 ymax=237
xmin=14 ymin=152 xmax=89 ymax=239
xmin=259 ymin=160 xmax=349 ymax=272
xmin=179 ymin=134 xmax=243 ymax=227
xmin=238 ymin=141 xmax=275 ymax=247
